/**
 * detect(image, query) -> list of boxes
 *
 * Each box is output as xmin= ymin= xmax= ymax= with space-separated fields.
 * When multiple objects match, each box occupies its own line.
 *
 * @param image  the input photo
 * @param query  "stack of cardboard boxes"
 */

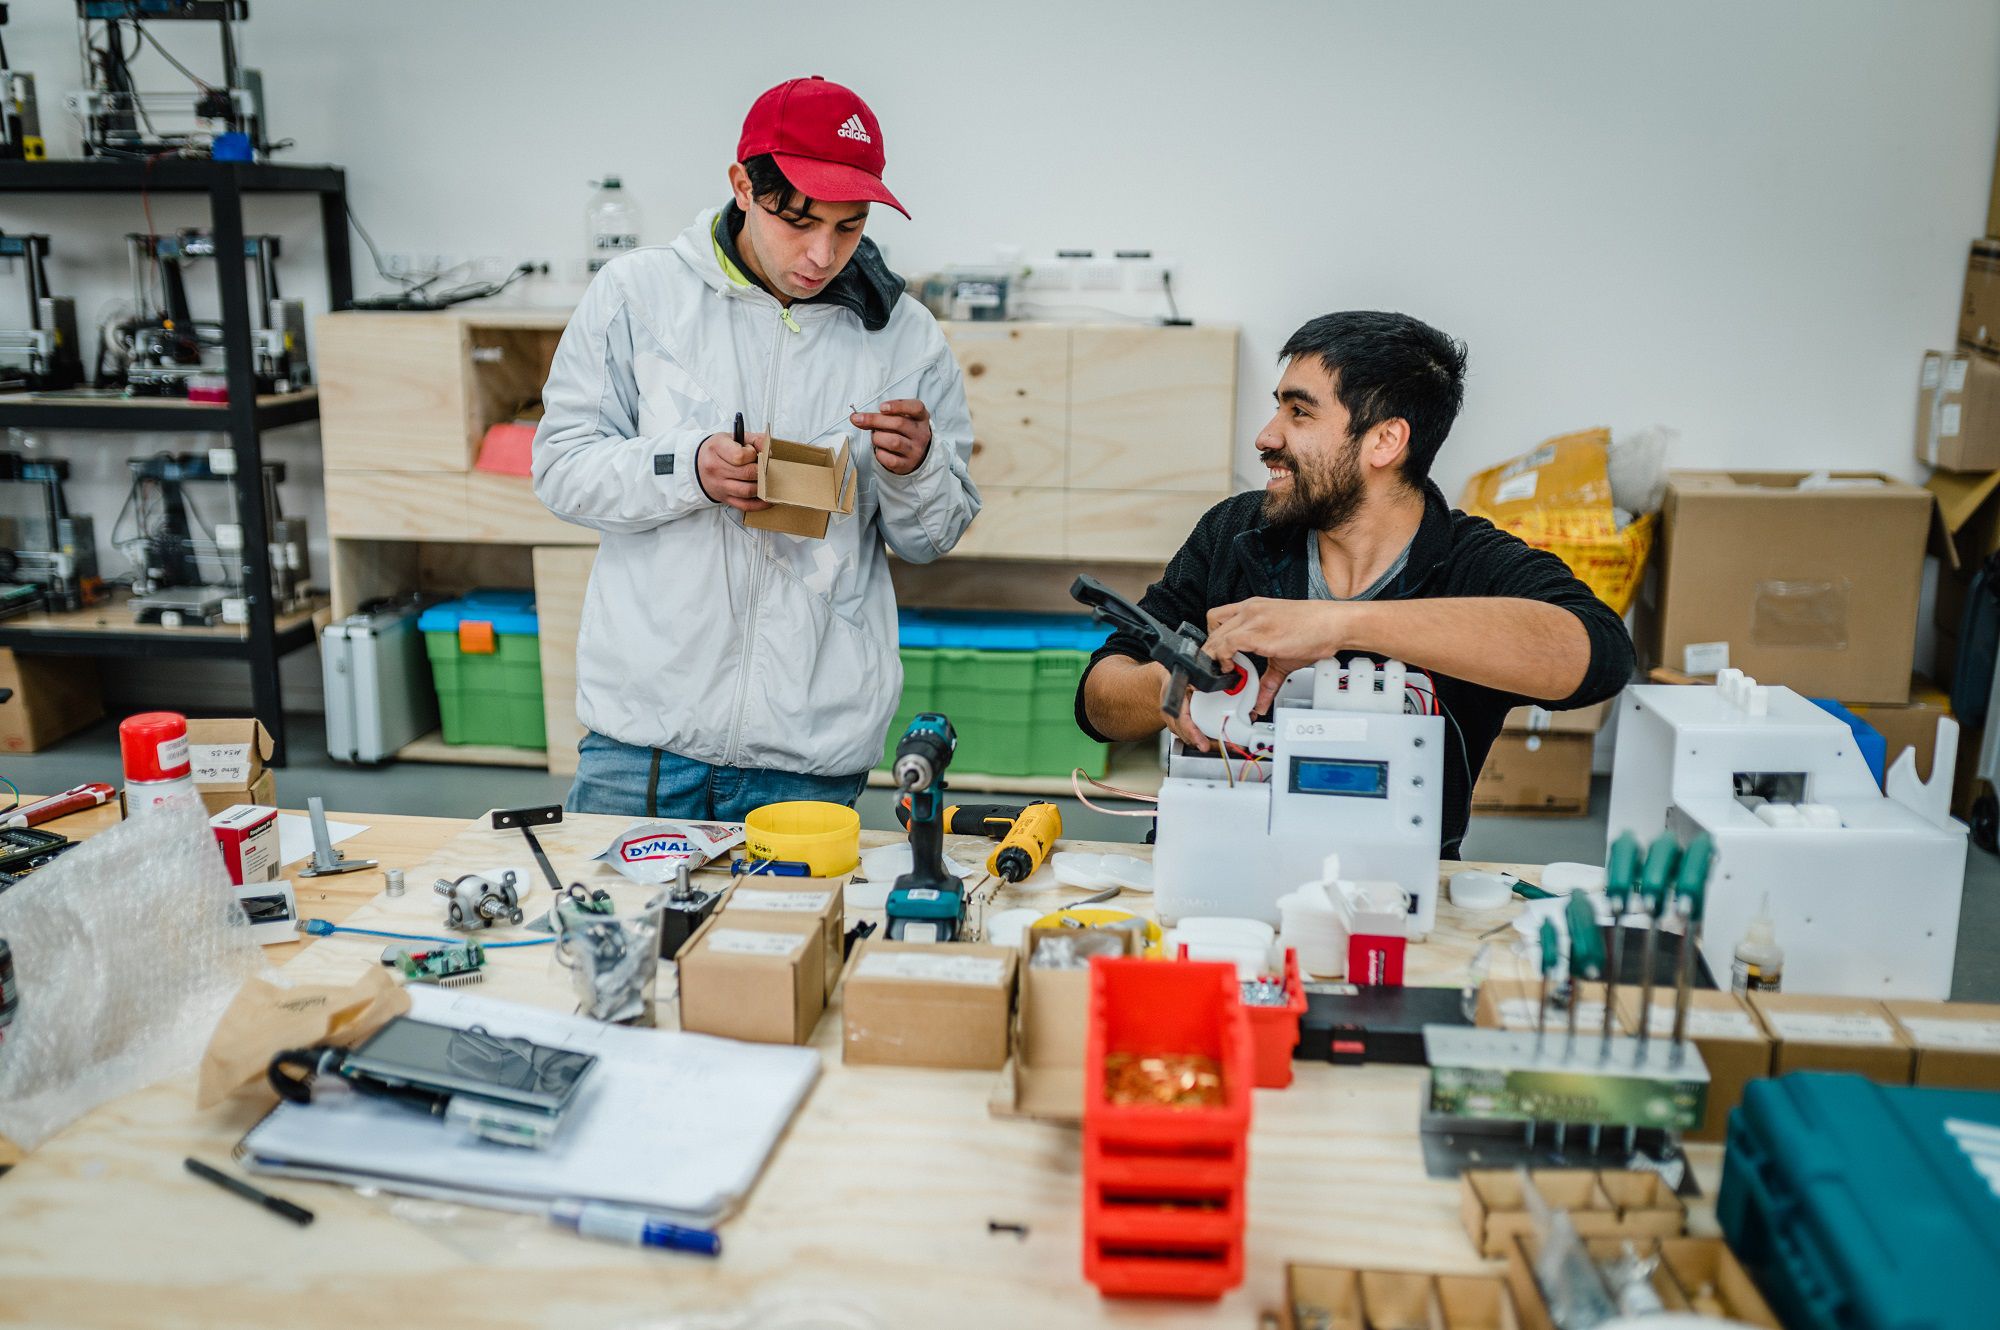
xmin=1636 ymin=468 xmax=1952 ymax=799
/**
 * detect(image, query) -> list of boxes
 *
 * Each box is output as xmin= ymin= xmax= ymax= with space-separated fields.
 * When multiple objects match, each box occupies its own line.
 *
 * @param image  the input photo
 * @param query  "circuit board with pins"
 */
xmin=381 ymin=941 xmax=487 ymax=987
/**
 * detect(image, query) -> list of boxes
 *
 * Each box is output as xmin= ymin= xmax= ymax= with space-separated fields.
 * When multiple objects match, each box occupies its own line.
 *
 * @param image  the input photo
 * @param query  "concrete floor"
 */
xmin=11 ymin=713 xmax=1994 ymax=999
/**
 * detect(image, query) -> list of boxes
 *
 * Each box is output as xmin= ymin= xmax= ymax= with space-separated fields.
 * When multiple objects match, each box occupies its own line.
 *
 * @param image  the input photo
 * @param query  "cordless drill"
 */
xmin=895 ymin=799 xmax=1063 ymax=884
xmin=885 ymin=713 xmax=962 ymax=943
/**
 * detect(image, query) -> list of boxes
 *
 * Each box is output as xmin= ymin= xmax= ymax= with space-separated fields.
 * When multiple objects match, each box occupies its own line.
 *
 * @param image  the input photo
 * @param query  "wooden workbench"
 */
xmin=0 ymin=808 xmax=1714 ymax=1328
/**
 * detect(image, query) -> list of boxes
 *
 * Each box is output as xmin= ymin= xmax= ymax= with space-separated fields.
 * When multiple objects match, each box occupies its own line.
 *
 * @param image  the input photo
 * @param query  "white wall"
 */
xmin=3 ymin=0 xmax=1997 ymax=709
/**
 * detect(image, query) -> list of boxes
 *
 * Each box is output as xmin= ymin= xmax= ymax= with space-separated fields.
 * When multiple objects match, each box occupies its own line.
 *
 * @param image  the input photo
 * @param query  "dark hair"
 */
xmin=742 ymin=153 xmax=816 ymax=219
xmin=1279 ymin=311 xmax=1468 ymax=485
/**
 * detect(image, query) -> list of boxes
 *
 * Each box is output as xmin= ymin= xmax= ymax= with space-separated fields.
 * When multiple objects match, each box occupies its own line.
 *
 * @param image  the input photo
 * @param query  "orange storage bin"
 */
xmin=1082 ymin=956 xmax=1253 ymax=1300
xmin=1244 ymin=949 xmax=1307 ymax=1089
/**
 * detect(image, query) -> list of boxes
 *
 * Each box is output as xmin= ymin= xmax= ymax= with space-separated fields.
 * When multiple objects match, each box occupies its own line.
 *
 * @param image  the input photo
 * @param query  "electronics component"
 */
xmin=658 ymin=862 xmax=720 ymax=960
xmin=1294 ymin=982 xmax=1470 ymax=1065
xmin=0 ymin=6 xmax=44 ymax=163
xmin=885 ymin=711 xmax=963 ymax=943
xmin=381 ymin=940 xmax=486 ymax=988
xmin=435 ymin=870 xmax=524 ymax=931
xmin=267 ymin=1016 xmax=596 ymax=1151
xmin=1606 ymin=671 xmax=1966 ymax=997
xmin=68 ymin=1 xmax=271 ymax=160
xmin=100 ymin=231 xmax=308 ymax=396
xmin=0 ymin=826 xmax=68 ymax=873
xmin=1072 ymin=576 xmax=1444 ymax=934
xmin=0 ymin=234 xmax=83 ymax=391
xmin=295 ymin=795 xmax=375 ymax=878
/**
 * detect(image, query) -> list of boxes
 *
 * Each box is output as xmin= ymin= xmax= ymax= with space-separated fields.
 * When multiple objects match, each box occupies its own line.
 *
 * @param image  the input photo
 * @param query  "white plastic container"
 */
xmin=586 ymin=176 xmax=642 ymax=275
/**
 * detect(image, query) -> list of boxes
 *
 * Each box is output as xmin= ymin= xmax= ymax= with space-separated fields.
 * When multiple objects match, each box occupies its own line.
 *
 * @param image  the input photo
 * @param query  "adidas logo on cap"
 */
xmin=836 ymin=114 xmax=871 ymax=144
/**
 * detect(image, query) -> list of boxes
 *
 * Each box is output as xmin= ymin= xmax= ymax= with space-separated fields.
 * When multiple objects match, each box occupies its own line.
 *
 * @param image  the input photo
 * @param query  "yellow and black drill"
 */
xmin=897 ymin=799 xmax=1063 ymax=884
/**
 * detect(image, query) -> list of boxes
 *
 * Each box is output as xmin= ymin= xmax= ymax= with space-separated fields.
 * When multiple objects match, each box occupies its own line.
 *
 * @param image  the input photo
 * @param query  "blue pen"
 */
xmin=549 ymin=1200 xmax=722 ymax=1256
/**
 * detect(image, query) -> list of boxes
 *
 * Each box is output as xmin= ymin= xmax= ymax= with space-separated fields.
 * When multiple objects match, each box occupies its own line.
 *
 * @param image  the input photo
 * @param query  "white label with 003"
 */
xmin=1285 ymin=717 xmax=1367 ymax=743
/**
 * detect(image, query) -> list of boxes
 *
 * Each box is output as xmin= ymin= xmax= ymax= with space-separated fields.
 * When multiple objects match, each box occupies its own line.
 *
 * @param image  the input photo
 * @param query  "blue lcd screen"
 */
xmin=1290 ymin=757 xmax=1389 ymax=798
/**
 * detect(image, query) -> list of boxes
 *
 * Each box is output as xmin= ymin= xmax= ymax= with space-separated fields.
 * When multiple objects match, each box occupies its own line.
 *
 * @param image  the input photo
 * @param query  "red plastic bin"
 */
xmin=1244 ymin=948 xmax=1308 ymax=1089
xmin=1082 ymin=956 xmax=1253 ymax=1300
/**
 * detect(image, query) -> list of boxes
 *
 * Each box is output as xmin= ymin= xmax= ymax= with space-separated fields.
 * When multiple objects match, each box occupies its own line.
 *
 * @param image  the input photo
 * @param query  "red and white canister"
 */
xmin=121 ymin=711 xmax=199 ymax=817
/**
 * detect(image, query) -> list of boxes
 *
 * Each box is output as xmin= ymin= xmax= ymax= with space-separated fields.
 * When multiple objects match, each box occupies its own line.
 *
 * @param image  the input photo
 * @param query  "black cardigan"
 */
xmin=1075 ymin=481 xmax=1636 ymax=857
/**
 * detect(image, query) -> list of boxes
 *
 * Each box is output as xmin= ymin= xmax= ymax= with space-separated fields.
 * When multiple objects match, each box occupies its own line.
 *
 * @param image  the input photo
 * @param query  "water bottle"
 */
xmin=585 ymin=177 xmax=642 ymax=274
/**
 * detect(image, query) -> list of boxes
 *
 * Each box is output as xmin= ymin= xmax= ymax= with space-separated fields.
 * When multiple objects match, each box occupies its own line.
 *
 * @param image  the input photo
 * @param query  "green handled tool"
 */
xmin=1600 ymin=833 xmax=1643 ymax=1060
xmin=1564 ymin=887 xmax=1607 ymax=1058
xmin=1633 ymin=834 xmax=1680 ymax=1063
xmin=1535 ymin=918 xmax=1561 ymax=1057
xmin=1669 ymin=834 xmax=1713 ymax=1065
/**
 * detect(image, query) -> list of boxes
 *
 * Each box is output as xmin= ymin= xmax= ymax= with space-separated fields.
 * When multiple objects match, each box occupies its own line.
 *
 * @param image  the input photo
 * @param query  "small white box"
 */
xmin=211 ymin=804 xmax=279 ymax=885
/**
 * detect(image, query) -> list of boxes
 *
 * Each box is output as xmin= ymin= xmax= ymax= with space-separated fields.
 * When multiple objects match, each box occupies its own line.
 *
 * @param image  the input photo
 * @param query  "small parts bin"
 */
xmin=417 ymin=589 xmax=545 ymax=750
xmin=1083 ymin=956 xmax=1253 ymax=1300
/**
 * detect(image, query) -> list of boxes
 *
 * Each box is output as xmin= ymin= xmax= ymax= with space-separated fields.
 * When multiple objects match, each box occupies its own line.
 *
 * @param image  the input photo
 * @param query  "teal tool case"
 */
xmin=1717 ymin=1072 xmax=2000 ymax=1330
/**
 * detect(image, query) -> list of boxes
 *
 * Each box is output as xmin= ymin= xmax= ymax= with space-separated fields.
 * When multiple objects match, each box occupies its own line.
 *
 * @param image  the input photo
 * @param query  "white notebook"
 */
xmin=240 ymin=987 xmax=820 ymax=1227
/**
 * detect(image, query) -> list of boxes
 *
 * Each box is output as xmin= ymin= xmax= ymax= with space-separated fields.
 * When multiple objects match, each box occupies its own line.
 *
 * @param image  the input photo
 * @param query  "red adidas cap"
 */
xmin=737 ymin=76 xmax=908 ymax=218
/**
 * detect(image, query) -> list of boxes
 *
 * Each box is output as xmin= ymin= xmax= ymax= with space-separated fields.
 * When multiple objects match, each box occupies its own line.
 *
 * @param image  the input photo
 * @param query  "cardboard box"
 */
xmin=1285 ymin=1264 xmax=1521 ymax=1330
xmin=1651 ymin=471 xmax=1932 ymax=703
xmin=1618 ymin=988 xmax=1773 ymax=1144
xmin=1747 ymin=992 xmax=1913 ymax=1084
xmin=1461 ymin=1169 xmax=1684 ymax=1259
xmin=1475 ymin=978 xmax=1610 ymax=1034
xmin=186 ymin=719 xmax=275 ymax=817
xmin=744 ymin=437 xmax=857 ymax=539
xmin=676 ymin=914 xmax=822 ymax=1046
xmin=990 ymin=927 xmax=1140 ymax=1123
xmin=0 ymin=650 xmax=102 ymax=752
xmin=721 ymin=877 xmax=846 ymax=1001
xmin=1849 ymin=678 xmax=1954 ymax=785
xmin=1471 ymin=701 xmax=1609 ymax=816
xmin=1884 ymin=999 xmax=2000 ymax=1090
xmin=1924 ymin=465 xmax=2000 ymax=577
xmin=1506 ymin=1235 xmax=1779 ymax=1330
xmin=1915 ymin=348 xmax=2000 ymax=472
xmin=1960 ymin=238 xmax=2000 ymax=357
xmin=841 ymin=939 xmax=1016 ymax=1070
xmin=210 ymin=804 xmax=279 ymax=885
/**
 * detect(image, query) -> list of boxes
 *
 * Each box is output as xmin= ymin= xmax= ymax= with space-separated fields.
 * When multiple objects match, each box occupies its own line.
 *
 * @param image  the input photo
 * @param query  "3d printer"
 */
xmin=100 ymin=230 xmax=308 ymax=396
xmin=0 ymin=234 xmax=84 ymax=393
xmin=117 ymin=450 xmax=308 ymax=625
xmin=67 ymin=1 xmax=270 ymax=160
xmin=0 ymin=451 xmax=101 ymax=615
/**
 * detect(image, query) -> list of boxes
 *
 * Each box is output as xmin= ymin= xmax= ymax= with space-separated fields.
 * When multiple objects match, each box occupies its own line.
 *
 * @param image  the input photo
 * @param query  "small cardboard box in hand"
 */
xmin=745 ymin=437 xmax=857 ymax=539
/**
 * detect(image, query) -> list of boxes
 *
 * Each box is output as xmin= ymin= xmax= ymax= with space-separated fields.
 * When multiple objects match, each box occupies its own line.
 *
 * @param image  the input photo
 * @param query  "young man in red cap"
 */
xmin=534 ymin=77 xmax=981 ymax=819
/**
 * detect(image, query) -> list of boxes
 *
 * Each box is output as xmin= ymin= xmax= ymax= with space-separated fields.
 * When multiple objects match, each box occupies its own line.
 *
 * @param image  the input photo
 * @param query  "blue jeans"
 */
xmin=566 ymin=730 xmax=871 ymax=821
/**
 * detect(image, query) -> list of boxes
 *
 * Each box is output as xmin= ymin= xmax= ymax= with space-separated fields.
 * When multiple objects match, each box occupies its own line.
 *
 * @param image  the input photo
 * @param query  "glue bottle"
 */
xmin=586 ymin=176 xmax=642 ymax=274
xmin=1731 ymin=895 xmax=1784 ymax=994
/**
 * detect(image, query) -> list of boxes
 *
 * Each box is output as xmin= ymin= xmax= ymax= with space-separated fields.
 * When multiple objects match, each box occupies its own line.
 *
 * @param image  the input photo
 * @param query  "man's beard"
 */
xmin=1261 ymin=437 xmax=1366 ymax=531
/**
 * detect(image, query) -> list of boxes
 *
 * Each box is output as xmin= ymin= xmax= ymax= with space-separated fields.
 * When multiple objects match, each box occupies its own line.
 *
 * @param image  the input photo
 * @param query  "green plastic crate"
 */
xmin=419 ymin=591 xmax=546 ymax=750
xmin=879 ymin=646 xmax=1108 ymax=778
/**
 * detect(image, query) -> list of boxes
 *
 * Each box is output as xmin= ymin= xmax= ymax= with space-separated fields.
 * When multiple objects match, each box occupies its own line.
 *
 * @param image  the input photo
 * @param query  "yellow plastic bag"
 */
xmin=1460 ymin=428 xmax=1654 ymax=615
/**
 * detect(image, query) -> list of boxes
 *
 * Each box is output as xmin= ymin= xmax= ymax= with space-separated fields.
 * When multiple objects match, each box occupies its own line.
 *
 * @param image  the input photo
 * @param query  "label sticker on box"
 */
xmin=1494 ymin=472 xmax=1539 ymax=505
xmin=1948 ymin=358 xmax=1970 ymax=392
xmin=1497 ymin=998 xmax=1605 ymax=1030
xmin=1943 ymin=403 xmax=1963 ymax=437
xmin=1899 ymin=1017 xmax=2000 ymax=1050
xmin=705 ymin=929 xmax=805 ymax=958
xmin=1766 ymin=1011 xmax=1897 ymax=1044
xmin=1922 ymin=354 xmax=1943 ymax=389
xmin=190 ymin=742 xmax=252 ymax=785
xmin=730 ymin=890 xmax=832 ymax=914
xmin=856 ymin=952 xmax=1008 ymax=986
xmin=1682 ymin=641 xmax=1729 ymax=675
xmin=1639 ymin=1006 xmax=1762 ymax=1039
xmin=1285 ymin=716 xmax=1367 ymax=743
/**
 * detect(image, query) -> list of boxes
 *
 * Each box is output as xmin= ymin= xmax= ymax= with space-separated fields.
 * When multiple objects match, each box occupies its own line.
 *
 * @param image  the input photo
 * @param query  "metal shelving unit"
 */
xmin=0 ymin=159 xmax=352 ymax=765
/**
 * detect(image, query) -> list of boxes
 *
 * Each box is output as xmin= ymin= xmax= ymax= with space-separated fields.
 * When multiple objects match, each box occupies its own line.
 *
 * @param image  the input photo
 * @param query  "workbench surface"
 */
xmin=0 ymin=806 xmax=1719 ymax=1328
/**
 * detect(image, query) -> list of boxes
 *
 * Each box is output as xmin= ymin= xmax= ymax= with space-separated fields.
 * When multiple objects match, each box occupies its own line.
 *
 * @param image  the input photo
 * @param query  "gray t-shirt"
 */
xmin=1308 ymin=532 xmax=1412 ymax=601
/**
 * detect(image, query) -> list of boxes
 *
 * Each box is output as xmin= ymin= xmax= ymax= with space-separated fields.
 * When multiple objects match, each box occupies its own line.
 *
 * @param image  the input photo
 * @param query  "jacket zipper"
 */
xmin=723 ymin=301 xmax=795 ymax=765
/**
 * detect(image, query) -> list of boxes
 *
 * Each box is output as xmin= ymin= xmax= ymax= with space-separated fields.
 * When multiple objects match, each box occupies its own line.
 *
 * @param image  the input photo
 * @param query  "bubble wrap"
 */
xmin=0 ymin=801 xmax=263 ymax=1149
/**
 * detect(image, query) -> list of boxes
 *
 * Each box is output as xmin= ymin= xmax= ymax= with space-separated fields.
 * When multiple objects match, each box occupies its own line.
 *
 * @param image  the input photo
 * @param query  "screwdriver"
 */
xmin=1632 ymin=834 xmax=1680 ymax=1065
xmin=1669 ymin=834 xmax=1713 ymax=1067
xmin=1528 ymin=917 xmax=1561 ymax=1152
xmin=1600 ymin=833 xmax=1642 ymax=1063
xmin=1564 ymin=888 xmax=1607 ymax=1061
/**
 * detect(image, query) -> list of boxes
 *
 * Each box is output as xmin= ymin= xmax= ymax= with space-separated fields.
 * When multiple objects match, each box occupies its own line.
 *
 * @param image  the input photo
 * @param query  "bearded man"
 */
xmin=1074 ymin=311 xmax=1634 ymax=857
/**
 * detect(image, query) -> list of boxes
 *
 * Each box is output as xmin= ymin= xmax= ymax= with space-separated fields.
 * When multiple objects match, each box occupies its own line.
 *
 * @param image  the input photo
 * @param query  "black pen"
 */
xmin=734 ymin=411 xmax=745 ymax=449
xmin=184 ymin=1156 xmax=315 ymax=1227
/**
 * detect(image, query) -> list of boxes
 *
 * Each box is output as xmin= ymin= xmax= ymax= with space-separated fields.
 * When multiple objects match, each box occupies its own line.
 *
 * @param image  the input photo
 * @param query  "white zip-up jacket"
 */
xmin=532 ymin=207 xmax=981 ymax=776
